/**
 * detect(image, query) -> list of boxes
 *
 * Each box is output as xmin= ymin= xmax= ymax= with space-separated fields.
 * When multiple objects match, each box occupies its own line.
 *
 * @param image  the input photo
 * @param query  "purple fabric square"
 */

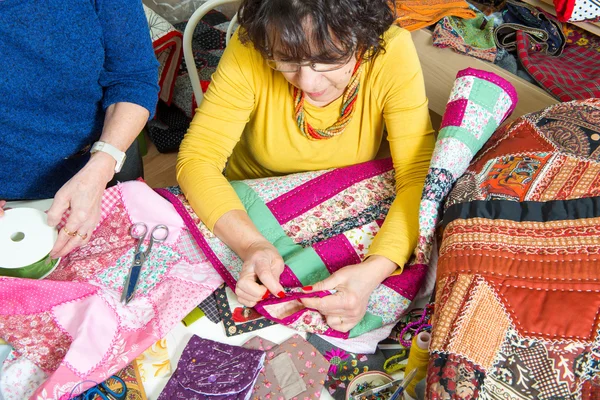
xmin=158 ymin=336 xmax=265 ymax=399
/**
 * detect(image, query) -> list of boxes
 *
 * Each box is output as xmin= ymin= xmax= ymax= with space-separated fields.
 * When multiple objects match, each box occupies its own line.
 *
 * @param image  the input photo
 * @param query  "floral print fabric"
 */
xmin=0 ymin=181 xmax=223 ymax=399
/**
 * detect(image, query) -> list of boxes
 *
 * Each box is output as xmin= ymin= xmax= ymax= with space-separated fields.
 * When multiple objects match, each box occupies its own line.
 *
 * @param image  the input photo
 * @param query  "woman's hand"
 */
xmin=0 ymin=200 xmax=6 ymax=217
xmin=236 ymin=240 xmax=286 ymax=307
xmin=47 ymin=152 xmax=115 ymax=258
xmin=300 ymin=255 xmax=397 ymax=332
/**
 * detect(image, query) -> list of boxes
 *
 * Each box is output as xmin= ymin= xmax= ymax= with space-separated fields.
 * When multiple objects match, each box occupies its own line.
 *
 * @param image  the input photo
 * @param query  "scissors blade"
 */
xmin=121 ymin=253 xmax=144 ymax=304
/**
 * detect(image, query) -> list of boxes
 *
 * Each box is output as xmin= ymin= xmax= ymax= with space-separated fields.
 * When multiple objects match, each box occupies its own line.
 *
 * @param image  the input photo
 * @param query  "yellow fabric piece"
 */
xmin=135 ymin=339 xmax=172 ymax=382
xmin=394 ymin=0 xmax=477 ymax=31
xmin=177 ymin=25 xmax=435 ymax=269
xmin=181 ymin=307 xmax=205 ymax=327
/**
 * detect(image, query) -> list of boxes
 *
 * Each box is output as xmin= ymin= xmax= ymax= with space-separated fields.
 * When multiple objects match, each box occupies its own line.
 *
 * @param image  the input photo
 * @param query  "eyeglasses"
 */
xmin=266 ymin=58 xmax=351 ymax=73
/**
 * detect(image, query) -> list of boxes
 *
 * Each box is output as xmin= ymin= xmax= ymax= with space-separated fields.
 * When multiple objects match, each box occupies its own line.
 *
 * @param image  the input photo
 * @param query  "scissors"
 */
xmin=71 ymin=375 xmax=127 ymax=400
xmin=121 ymin=222 xmax=169 ymax=305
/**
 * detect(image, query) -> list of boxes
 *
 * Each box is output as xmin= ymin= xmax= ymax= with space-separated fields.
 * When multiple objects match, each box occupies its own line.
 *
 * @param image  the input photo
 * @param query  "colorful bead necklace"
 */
xmin=293 ymin=60 xmax=362 ymax=140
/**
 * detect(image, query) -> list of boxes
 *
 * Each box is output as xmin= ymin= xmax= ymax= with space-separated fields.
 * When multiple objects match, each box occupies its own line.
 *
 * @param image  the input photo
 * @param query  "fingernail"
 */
xmin=277 ymin=291 xmax=286 ymax=299
xmin=261 ymin=290 xmax=270 ymax=300
xmin=302 ymin=286 xmax=313 ymax=291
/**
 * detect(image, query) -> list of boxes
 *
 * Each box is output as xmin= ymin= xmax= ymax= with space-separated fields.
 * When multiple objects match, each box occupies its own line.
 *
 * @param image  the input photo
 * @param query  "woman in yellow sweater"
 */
xmin=177 ymin=0 xmax=435 ymax=332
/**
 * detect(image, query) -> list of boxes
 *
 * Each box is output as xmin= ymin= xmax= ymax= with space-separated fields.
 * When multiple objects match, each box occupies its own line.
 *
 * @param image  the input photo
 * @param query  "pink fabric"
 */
xmin=0 ymin=181 xmax=224 ymax=400
xmin=120 ymin=180 xmax=183 ymax=246
xmin=383 ymin=264 xmax=428 ymax=300
xmin=267 ymin=158 xmax=393 ymax=224
xmin=0 ymin=279 xmax=97 ymax=315
xmin=280 ymin=266 xmax=304 ymax=287
xmin=1 ymin=312 xmax=73 ymax=373
xmin=53 ymin=295 xmax=118 ymax=377
xmin=441 ymin=99 xmax=468 ymax=129
xmin=155 ymin=188 xmax=238 ymax=290
xmin=313 ymin=234 xmax=362 ymax=274
xmin=48 ymin=203 xmax=136 ymax=283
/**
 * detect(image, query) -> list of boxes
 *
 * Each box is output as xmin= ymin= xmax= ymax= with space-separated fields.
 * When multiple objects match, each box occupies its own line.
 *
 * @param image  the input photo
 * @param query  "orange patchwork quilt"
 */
xmin=427 ymin=99 xmax=600 ymax=399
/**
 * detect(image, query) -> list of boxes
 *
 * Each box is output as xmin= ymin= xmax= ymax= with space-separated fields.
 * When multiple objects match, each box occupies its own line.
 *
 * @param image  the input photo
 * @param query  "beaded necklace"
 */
xmin=293 ymin=60 xmax=362 ymax=140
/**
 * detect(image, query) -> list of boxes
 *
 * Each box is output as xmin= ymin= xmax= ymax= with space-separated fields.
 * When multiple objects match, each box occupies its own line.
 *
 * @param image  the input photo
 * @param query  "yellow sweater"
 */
xmin=177 ymin=25 xmax=435 ymax=268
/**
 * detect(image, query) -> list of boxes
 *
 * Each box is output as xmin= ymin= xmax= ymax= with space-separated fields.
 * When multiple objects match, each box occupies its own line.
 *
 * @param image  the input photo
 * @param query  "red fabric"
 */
xmin=516 ymin=30 xmax=600 ymax=101
xmin=553 ymin=0 xmax=576 ymax=21
xmin=153 ymin=30 xmax=183 ymax=105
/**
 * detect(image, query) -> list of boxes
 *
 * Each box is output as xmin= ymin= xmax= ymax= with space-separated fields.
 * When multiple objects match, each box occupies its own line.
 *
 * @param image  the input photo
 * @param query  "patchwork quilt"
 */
xmin=158 ymin=159 xmax=421 ymax=339
xmin=0 ymin=181 xmax=223 ymax=399
xmin=427 ymin=99 xmax=600 ymax=399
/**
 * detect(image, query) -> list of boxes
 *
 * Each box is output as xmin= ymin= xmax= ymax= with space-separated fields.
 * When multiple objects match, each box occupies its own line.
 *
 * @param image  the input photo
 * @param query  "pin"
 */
xmin=214 ymin=347 xmax=231 ymax=355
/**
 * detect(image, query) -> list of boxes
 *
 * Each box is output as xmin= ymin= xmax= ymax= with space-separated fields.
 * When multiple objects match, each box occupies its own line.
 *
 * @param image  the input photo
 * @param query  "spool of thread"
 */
xmin=0 ymin=208 xmax=60 ymax=279
xmin=403 ymin=331 xmax=430 ymax=399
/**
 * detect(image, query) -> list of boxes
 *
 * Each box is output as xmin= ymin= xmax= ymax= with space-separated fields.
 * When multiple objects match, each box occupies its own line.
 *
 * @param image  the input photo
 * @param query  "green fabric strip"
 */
xmin=469 ymin=78 xmax=503 ymax=110
xmin=438 ymin=125 xmax=480 ymax=154
xmin=231 ymin=181 xmax=330 ymax=286
xmin=349 ymin=312 xmax=383 ymax=338
xmin=182 ymin=307 xmax=204 ymax=327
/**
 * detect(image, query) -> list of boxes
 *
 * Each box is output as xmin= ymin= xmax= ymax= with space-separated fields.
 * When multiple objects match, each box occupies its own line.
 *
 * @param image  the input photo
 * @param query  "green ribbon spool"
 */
xmin=0 ymin=254 xmax=59 ymax=279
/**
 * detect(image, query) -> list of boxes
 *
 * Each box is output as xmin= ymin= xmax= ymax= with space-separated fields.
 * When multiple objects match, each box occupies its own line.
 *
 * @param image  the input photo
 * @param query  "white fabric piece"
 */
xmin=316 ymin=323 xmax=395 ymax=354
xmin=570 ymin=0 xmax=600 ymax=21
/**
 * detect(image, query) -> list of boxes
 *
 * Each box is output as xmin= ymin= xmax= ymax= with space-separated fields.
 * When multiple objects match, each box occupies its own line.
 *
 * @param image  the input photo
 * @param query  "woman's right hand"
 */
xmin=236 ymin=240 xmax=286 ymax=307
xmin=0 ymin=200 xmax=6 ymax=217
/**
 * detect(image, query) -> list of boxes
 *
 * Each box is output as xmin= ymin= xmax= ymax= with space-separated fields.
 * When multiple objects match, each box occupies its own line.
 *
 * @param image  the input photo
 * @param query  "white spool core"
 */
xmin=0 ymin=208 xmax=58 ymax=269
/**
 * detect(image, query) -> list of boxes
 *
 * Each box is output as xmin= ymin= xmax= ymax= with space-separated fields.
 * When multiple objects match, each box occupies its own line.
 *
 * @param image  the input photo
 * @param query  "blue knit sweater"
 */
xmin=0 ymin=0 xmax=159 ymax=200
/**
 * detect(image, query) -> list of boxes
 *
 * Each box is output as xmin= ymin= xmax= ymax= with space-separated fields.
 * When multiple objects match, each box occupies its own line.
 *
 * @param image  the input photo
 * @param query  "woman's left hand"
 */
xmin=300 ymin=256 xmax=397 ymax=332
xmin=47 ymin=152 xmax=116 ymax=259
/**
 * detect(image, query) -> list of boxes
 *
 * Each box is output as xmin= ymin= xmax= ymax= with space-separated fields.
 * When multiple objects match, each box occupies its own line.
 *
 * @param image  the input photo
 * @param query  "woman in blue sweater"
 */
xmin=0 ymin=0 xmax=159 ymax=257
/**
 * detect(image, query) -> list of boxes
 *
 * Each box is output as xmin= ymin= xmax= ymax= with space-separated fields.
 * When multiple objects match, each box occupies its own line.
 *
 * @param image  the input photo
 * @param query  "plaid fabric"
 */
xmin=516 ymin=27 xmax=600 ymax=101
xmin=176 ymin=229 xmax=206 ymax=264
xmin=198 ymin=291 xmax=221 ymax=324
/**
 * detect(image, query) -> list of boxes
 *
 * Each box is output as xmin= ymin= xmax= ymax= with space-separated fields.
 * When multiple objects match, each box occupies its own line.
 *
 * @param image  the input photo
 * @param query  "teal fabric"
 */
xmin=231 ymin=181 xmax=331 ymax=285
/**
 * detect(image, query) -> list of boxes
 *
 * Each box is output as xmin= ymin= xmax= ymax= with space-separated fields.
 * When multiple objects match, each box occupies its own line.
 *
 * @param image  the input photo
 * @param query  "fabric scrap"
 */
xmin=516 ymin=23 xmax=600 ymax=101
xmin=433 ymin=12 xmax=498 ymax=62
xmin=182 ymin=307 xmax=205 ymax=327
xmin=135 ymin=338 xmax=172 ymax=382
xmin=394 ymin=0 xmax=477 ymax=31
xmin=315 ymin=323 xmax=395 ymax=355
xmin=243 ymin=334 xmax=328 ymax=400
xmin=270 ymin=353 xmax=307 ymax=399
xmin=157 ymin=335 xmax=265 ymax=400
xmin=199 ymin=291 xmax=221 ymax=324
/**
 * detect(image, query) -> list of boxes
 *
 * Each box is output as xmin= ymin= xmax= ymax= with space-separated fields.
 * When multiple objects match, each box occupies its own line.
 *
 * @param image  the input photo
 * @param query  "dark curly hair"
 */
xmin=237 ymin=0 xmax=396 ymax=64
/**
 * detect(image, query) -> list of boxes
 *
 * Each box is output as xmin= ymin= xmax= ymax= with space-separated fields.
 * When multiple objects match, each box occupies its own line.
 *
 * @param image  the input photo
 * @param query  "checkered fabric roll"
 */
xmin=415 ymin=68 xmax=518 ymax=265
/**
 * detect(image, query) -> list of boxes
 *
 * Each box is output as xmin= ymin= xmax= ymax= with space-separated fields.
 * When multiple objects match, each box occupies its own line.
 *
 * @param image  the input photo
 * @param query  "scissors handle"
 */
xmin=149 ymin=224 xmax=169 ymax=245
xmin=79 ymin=375 xmax=127 ymax=400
